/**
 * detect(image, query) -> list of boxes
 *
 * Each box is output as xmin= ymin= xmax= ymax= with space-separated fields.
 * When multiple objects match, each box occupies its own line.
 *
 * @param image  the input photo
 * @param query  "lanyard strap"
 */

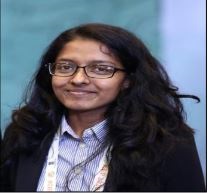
xmin=42 ymin=130 xmax=110 ymax=191
xmin=90 ymin=147 xmax=110 ymax=191
xmin=43 ymin=131 xmax=60 ymax=191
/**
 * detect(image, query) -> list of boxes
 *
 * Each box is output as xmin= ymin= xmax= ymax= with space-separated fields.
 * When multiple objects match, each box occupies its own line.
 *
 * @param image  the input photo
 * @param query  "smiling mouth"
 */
xmin=65 ymin=90 xmax=96 ymax=96
xmin=70 ymin=91 xmax=91 ymax=95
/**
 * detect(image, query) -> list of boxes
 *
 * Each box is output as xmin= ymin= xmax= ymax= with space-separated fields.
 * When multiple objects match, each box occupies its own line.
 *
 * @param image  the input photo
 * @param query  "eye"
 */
xmin=55 ymin=62 xmax=75 ymax=72
xmin=88 ymin=64 xmax=114 ymax=75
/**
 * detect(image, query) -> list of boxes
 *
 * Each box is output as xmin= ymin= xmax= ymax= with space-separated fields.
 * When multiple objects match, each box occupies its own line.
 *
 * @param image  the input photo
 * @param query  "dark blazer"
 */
xmin=0 ymin=133 xmax=206 ymax=192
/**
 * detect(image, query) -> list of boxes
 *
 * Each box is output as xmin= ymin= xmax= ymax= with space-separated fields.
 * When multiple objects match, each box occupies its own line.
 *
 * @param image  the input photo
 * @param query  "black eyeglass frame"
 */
xmin=45 ymin=62 xmax=126 ymax=79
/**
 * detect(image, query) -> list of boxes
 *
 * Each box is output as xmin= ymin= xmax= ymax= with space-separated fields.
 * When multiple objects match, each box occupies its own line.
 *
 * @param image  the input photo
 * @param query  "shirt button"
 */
xmin=79 ymin=143 xmax=86 ymax=148
xmin=74 ymin=167 xmax=82 ymax=175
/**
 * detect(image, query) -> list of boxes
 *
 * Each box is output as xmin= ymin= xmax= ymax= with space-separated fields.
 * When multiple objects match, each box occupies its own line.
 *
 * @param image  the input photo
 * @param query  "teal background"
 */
xmin=1 ymin=0 xmax=160 ymax=129
xmin=1 ymin=0 xmax=206 ymax=179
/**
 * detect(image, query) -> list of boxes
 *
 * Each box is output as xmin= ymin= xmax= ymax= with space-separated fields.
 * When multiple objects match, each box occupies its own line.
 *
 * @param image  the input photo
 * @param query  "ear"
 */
xmin=121 ymin=78 xmax=130 ymax=89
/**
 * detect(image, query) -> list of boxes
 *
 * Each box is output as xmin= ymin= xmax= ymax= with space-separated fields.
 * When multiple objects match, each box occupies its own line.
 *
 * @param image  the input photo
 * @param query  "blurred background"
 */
xmin=1 ymin=0 xmax=206 ymax=179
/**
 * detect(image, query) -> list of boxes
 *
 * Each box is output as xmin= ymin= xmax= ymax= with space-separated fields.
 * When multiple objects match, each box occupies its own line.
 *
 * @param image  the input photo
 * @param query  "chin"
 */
xmin=66 ymin=105 xmax=93 ymax=111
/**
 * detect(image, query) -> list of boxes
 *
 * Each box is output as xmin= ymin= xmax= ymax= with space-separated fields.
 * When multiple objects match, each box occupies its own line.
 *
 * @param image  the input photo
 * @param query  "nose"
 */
xmin=70 ymin=67 xmax=90 ymax=85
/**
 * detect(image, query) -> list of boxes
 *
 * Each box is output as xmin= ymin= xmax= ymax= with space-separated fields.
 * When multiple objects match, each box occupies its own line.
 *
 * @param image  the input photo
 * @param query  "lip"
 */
xmin=65 ymin=89 xmax=97 ymax=96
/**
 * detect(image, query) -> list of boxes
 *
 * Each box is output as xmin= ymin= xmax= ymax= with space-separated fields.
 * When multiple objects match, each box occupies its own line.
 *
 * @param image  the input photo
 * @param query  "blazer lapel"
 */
xmin=15 ymin=133 xmax=54 ymax=191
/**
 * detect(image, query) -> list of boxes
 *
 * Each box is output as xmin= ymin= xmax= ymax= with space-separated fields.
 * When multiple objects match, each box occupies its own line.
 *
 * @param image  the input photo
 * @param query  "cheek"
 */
xmin=51 ymin=77 xmax=67 ymax=93
xmin=96 ymin=79 xmax=125 ymax=99
xmin=52 ymin=77 xmax=68 ymax=87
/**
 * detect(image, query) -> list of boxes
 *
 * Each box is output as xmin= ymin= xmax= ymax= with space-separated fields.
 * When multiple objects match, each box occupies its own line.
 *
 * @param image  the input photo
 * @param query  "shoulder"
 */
xmin=160 ymin=131 xmax=205 ymax=191
xmin=1 ymin=131 xmax=54 ymax=191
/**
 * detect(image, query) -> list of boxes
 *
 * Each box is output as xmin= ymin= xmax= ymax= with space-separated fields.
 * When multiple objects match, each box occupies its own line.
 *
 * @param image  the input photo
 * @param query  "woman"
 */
xmin=1 ymin=23 xmax=205 ymax=191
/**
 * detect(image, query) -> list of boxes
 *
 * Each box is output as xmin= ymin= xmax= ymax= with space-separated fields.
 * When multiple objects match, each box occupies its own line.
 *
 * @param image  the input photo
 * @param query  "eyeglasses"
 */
xmin=46 ymin=61 xmax=125 ymax=79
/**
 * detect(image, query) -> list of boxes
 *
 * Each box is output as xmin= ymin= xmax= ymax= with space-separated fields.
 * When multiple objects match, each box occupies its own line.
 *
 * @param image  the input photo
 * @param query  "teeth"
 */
xmin=68 ymin=91 xmax=89 ymax=94
xmin=65 ymin=90 xmax=95 ymax=94
xmin=72 ymin=91 xmax=87 ymax=94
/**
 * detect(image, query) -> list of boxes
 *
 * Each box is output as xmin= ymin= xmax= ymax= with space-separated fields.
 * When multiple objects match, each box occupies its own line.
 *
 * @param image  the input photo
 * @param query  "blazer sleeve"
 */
xmin=0 ymin=156 xmax=19 ymax=191
xmin=160 ymin=136 xmax=206 ymax=192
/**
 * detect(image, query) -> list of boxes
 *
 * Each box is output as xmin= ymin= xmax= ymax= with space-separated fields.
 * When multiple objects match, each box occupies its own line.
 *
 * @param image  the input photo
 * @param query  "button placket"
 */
xmin=67 ymin=140 xmax=88 ymax=191
xmin=73 ymin=141 xmax=87 ymax=164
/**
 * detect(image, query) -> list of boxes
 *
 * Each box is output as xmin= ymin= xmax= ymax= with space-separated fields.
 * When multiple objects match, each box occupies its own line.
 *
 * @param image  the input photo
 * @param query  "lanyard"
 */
xmin=43 ymin=130 xmax=60 ymax=191
xmin=42 ymin=129 xmax=109 ymax=191
xmin=90 ymin=147 xmax=110 ymax=191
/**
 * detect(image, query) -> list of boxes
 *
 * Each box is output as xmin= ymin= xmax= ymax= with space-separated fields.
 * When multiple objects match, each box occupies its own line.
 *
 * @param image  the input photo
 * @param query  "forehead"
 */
xmin=56 ymin=38 xmax=119 ymax=63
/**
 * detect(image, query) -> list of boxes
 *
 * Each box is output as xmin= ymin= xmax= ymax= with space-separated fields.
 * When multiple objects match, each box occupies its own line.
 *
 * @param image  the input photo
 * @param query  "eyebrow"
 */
xmin=57 ymin=58 xmax=116 ymax=65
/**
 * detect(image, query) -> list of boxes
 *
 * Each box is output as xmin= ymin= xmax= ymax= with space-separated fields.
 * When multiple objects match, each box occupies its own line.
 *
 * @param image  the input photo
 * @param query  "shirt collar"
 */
xmin=60 ymin=116 xmax=109 ymax=143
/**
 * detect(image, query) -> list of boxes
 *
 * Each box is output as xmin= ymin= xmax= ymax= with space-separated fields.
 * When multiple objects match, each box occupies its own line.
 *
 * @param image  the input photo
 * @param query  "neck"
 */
xmin=67 ymin=110 xmax=106 ymax=137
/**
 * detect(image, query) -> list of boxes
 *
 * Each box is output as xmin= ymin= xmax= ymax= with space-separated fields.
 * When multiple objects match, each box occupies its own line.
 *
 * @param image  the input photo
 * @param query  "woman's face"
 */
xmin=52 ymin=38 xmax=128 ymax=115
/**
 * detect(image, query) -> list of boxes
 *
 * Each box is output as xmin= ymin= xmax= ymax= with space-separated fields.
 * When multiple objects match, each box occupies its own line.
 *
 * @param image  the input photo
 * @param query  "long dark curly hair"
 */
xmin=1 ymin=23 xmax=199 ymax=190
